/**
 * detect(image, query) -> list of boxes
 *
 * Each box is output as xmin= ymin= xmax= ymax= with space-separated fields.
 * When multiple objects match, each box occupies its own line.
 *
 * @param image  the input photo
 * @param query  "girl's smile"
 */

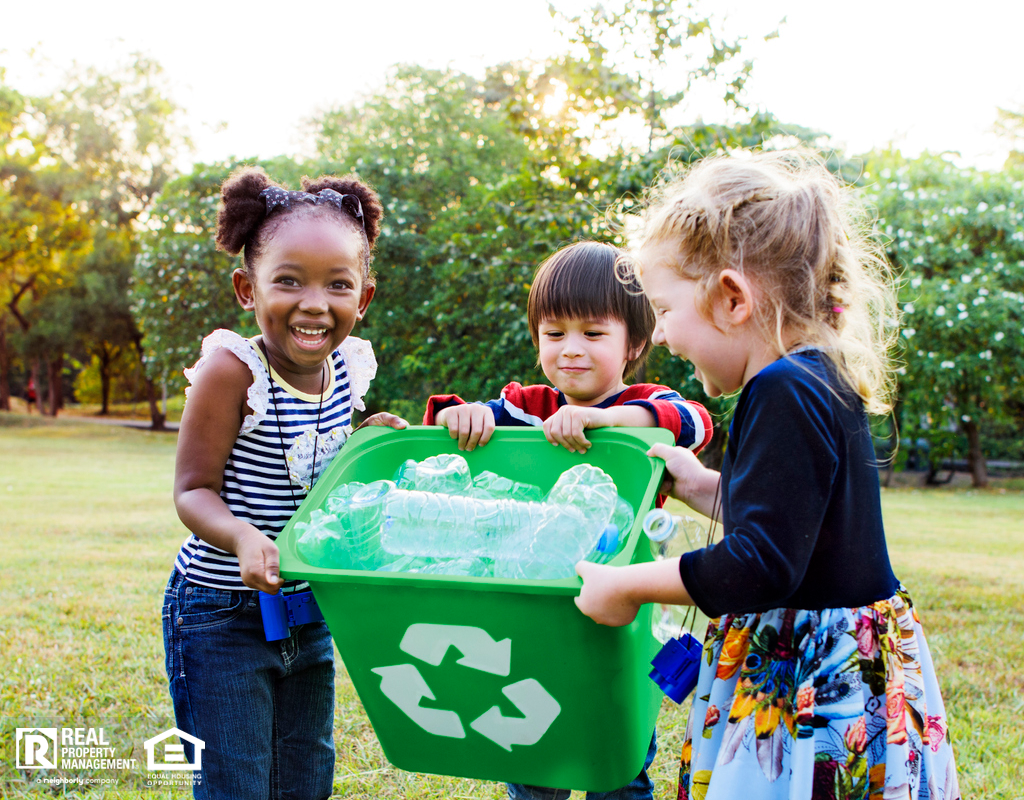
xmin=233 ymin=216 xmax=374 ymax=393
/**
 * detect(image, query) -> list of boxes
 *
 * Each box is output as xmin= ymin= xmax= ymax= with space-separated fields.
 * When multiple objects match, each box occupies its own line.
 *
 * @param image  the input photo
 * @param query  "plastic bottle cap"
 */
xmin=642 ymin=508 xmax=676 ymax=543
xmin=597 ymin=525 xmax=619 ymax=553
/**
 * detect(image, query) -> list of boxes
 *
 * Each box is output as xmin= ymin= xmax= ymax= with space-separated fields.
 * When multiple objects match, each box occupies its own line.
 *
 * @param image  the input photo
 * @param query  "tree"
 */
xmin=32 ymin=56 xmax=189 ymax=426
xmin=0 ymin=72 xmax=93 ymax=411
xmin=550 ymin=0 xmax=768 ymax=151
xmin=862 ymin=150 xmax=1024 ymax=487
xmin=132 ymin=157 xmax=307 ymax=395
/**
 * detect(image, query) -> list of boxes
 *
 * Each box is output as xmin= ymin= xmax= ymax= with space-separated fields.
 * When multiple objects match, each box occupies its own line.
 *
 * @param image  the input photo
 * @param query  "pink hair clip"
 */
xmin=832 ymin=306 xmax=844 ymax=313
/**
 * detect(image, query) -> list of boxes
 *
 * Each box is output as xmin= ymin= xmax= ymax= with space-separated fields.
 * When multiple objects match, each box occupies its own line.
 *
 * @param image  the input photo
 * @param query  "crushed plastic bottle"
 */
xmin=295 ymin=483 xmax=391 ymax=571
xmin=492 ymin=464 xmax=621 ymax=579
xmin=643 ymin=509 xmax=705 ymax=560
xmin=470 ymin=470 xmax=544 ymax=502
xmin=589 ymin=497 xmax=635 ymax=564
xmin=412 ymin=557 xmax=494 ymax=577
xmin=321 ymin=464 xmax=619 ymax=579
xmin=642 ymin=508 xmax=707 ymax=643
xmin=394 ymin=453 xmax=472 ymax=494
xmin=303 ymin=459 xmax=630 ymax=579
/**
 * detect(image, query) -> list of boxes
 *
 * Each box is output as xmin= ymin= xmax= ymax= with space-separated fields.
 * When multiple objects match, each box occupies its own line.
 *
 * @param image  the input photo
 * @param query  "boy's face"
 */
xmin=537 ymin=316 xmax=635 ymax=406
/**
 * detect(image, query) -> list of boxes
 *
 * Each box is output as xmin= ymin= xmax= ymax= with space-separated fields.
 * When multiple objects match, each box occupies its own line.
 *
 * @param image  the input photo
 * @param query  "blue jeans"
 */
xmin=506 ymin=730 xmax=657 ymax=800
xmin=162 ymin=571 xmax=335 ymax=800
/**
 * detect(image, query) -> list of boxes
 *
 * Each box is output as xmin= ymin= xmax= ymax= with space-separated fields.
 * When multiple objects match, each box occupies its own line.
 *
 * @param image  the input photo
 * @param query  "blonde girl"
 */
xmin=575 ymin=151 xmax=960 ymax=800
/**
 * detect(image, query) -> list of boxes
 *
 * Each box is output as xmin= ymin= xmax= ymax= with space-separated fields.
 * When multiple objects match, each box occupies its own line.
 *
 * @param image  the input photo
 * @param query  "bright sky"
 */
xmin=3 ymin=0 xmax=1021 ymax=170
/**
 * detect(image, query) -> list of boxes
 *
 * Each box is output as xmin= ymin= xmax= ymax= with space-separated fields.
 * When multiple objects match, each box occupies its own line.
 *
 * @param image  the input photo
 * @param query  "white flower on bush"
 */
xmin=935 ymin=306 xmax=946 ymax=316
xmin=994 ymin=331 xmax=1005 ymax=342
xmin=941 ymin=361 xmax=956 ymax=368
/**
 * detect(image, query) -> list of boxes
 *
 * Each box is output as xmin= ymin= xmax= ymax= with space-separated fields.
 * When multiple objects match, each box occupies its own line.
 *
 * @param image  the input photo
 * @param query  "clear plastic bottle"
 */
xmin=470 ymin=470 xmax=544 ymax=502
xmin=344 ymin=464 xmax=620 ymax=578
xmin=393 ymin=453 xmax=472 ymax=494
xmin=588 ymin=497 xmax=636 ymax=564
xmin=642 ymin=509 xmax=707 ymax=643
xmin=294 ymin=495 xmax=391 ymax=572
xmin=492 ymin=464 xmax=620 ymax=579
xmin=642 ymin=509 xmax=706 ymax=559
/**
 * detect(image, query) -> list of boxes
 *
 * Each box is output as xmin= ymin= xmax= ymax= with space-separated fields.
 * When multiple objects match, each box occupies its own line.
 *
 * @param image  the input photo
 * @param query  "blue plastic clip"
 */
xmin=649 ymin=632 xmax=702 ymax=703
xmin=259 ymin=590 xmax=324 ymax=641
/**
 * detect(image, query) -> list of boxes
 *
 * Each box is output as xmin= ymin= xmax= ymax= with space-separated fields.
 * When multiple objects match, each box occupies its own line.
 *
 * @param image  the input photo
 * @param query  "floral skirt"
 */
xmin=678 ymin=588 xmax=960 ymax=800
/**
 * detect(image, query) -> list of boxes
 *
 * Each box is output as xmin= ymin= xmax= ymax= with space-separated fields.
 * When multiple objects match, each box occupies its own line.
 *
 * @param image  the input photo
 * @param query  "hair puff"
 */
xmin=215 ymin=167 xmax=277 ymax=256
xmin=301 ymin=175 xmax=383 ymax=250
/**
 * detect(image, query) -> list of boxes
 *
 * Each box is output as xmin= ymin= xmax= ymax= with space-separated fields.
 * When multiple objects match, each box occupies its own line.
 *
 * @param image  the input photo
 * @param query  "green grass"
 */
xmin=0 ymin=417 xmax=1021 ymax=798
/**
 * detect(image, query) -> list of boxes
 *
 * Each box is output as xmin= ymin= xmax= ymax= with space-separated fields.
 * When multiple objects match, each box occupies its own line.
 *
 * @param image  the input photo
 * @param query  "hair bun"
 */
xmin=216 ymin=167 xmax=276 ymax=255
xmin=301 ymin=175 xmax=383 ymax=250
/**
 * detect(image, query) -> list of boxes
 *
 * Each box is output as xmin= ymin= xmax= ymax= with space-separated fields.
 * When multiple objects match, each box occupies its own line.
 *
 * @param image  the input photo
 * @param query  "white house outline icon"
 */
xmin=144 ymin=727 xmax=204 ymax=772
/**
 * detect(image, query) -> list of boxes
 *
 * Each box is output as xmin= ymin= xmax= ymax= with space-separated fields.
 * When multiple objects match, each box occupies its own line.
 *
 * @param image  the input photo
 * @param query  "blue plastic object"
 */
xmin=259 ymin=590 xmax=324 ymax=641
xmin=596 ymin=524 xmax=619 ymax=554
xmin=649 ymin=632 xmax=702 ymax=703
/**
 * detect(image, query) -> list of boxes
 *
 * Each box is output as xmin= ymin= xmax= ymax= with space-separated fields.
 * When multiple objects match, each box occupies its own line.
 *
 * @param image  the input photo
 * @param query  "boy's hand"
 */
xmin=436 ymin=404 xmax=495 ymax=451
xmin=356 ymin=412 xmax=409 ymax=430
xmin=542 ymin=405 xmax=612 ymax=453
xmin=574 ymin=561 xmax=641 ymax=626
xmin=236 ymin=527 xmax=284 ymax=594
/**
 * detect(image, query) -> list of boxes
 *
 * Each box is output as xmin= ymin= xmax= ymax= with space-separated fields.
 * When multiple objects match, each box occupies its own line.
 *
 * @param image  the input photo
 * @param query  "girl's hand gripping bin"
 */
xmin=276 ymin=426 xmax=672 ymax=792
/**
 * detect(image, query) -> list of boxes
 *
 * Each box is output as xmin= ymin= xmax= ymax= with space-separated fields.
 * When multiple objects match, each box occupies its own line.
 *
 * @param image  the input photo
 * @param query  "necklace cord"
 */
xmin=258 ymin=339 xmax=327 ymax=511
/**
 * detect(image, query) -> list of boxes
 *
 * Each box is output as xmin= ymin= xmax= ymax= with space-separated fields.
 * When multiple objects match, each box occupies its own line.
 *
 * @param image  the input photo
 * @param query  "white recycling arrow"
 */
xmin=469 ymin=678 xmax=561 ymax=751
xmin=400 ymin=624 xmax=512 ymax=676
xmin=370 ymin=664 xmax=466 ymax=739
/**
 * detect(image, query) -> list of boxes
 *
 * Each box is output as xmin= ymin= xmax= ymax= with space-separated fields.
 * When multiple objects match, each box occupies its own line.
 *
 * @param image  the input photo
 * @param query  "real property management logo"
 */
xmin=16 ymin=727 xmax=140 ymax=771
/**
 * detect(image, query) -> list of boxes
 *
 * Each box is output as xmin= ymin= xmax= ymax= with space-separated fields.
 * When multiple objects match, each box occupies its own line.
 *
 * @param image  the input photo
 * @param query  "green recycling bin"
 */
xmin=277 ymin=425 xmax=672 ymax=791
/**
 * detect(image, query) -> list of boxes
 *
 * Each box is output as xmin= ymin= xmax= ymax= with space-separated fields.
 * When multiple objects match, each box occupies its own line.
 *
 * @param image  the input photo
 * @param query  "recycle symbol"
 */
xmin=371 ymin=623 xmax=561 ymax=751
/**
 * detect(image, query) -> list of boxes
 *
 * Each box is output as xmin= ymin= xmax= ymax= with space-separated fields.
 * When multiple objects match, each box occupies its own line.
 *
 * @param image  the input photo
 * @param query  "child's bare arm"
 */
xmin=173 ymin=349 xmax=283 ymax=594
xmin=574 ymin=559 xmax=695 ymax=626
xmin=435 ymin=404 xmax=495 ymax=451
xmin=542 ymin=405 xmax=655 ymax=453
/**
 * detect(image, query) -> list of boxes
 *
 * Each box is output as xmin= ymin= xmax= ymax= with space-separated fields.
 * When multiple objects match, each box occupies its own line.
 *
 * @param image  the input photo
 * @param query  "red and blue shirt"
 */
xmin=424 ymin=382 xmax=713 ymax=452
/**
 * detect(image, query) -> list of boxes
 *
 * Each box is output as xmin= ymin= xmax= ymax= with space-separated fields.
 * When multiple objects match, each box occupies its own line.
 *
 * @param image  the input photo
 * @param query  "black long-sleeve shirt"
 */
xmin=678 ymin=349 xmax=899 ymax=617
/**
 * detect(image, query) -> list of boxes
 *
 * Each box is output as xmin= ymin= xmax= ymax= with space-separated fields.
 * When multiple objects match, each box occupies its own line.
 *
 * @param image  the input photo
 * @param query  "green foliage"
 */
xmin=38 ymin=55 xmax=190 ymax=225
xmin=551 ymin=0 xmax=760 ymax=149
xmin=72 ymin=349 xmax=146 ymax=404
xmin=312 ymin=65 xmax=608 ymax=414
xmin=861 ymin=151 xmax=1024 ymax=478
xmin=131 ymin=160 xmax=280 ymax=390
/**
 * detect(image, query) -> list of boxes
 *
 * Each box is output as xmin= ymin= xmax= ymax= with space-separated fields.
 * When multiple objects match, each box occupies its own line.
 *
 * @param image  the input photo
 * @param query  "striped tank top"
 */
xmin=173 ymin=329 xmax=377 ymax=591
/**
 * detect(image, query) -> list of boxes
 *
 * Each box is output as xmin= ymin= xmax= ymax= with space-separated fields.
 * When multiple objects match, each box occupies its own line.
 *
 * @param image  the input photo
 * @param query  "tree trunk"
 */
xmin=130 ymin=330 xmax=165 ymax=431
xmin=99 ymin=346 xmax=112 ymax=415
xmin=0 ymin=325 xmax=10 ymax=412
xmin=48 ymin=354 xmax=64 ymax=417
xmin=964 ymin=418 xmax=988 ymax=488
xmin=143 ymin=374 xmax=166 ymax=431
xmin=31 ymin=360 xmax=45 ymax=414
